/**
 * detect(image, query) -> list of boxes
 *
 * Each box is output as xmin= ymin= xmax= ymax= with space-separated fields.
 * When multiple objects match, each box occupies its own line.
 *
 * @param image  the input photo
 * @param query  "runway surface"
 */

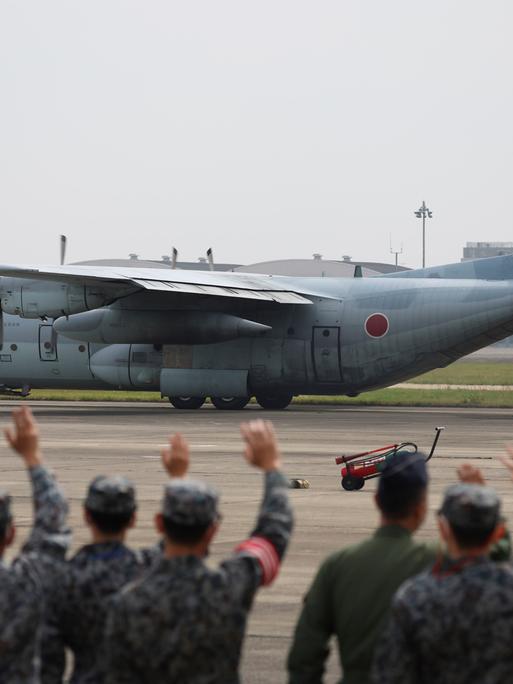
xmin=2 ymin=401 xmax=513 ymax=683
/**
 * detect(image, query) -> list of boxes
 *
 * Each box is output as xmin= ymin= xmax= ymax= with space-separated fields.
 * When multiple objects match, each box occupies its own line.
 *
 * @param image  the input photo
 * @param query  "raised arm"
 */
xmin=4 ymin=407 xmax=70 ymax=557
xmin=460 ymin=460 xmax=510 ymax=560
xmin=230 ymin=420 xmax=293 ymax=587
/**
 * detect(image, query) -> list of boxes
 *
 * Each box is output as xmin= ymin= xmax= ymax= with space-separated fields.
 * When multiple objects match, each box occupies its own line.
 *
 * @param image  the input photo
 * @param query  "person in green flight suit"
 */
xmin=287 ymin=451 xmax=508 ymax=684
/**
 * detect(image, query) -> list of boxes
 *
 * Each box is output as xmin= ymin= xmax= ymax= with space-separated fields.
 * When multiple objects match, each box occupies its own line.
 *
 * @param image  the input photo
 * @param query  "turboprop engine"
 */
xmin=0 ymin=278 xmax=112 ymax=318
xmin=54 ymin=309 xmax=271 ymax=344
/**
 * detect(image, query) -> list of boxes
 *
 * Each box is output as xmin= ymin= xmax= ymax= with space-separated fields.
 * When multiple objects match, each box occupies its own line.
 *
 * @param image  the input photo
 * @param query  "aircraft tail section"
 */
xmin=383 ymin=254 xmax=513 ymax=281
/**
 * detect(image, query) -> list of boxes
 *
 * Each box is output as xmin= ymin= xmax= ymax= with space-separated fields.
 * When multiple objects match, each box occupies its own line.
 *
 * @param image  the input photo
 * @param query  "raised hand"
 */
xmin=4 ymin=406 xmax=42 ymax=468
xmin=457 ymin=463 xmax=486 ymax=486
xmin=499 ymin=445 xmax=513 ymax=482
xmin=161 ymin=433 xmax=190 ymax=478
xmin=240 ymin=419 xmax=281 ymax=472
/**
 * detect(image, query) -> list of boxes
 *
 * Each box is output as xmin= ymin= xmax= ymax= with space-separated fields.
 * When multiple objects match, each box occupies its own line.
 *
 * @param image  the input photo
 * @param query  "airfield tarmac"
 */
xmin=2 ymin=401 xmax=513 ymax=683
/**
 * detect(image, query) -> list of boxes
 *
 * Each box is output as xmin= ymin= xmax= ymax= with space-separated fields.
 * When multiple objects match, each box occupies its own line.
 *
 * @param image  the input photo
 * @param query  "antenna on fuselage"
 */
xmin=171 ymin=247 xmax=178 ymax=269
xmin=60 ymin=235 xmax=67 ymax=265
xmin=206 ymin=248 xmax=215 ymax=272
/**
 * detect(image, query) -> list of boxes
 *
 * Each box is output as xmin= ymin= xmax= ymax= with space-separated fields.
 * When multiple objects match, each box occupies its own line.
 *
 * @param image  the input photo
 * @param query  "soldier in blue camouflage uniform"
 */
xmin=45 ymin=432 xmax=189 ymax=683
xmin=0 ymin=406 xmax=70 ymax=684
xmin=372 ymin=483 xmax=513 ymax=684
xmin=104 ymin=419 xmax=293 ymax=684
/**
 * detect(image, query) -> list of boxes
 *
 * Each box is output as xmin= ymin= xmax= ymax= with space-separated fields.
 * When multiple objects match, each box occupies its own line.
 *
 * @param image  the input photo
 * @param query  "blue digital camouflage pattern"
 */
xmin=372 ymin=556 xmax=513 ymax=684
xmin=104 ymin=469 xmax=293 ymax=683
xmin=46 ymin=541 xmax=152 ymax=684
xmin=162 ymin=479 xmax=219 ymax=526
xmin=85 ymin=475 xmax=136 ymax=515
xmin=0 ymin=466 xmax=70 ymax=684
xmin=440 ymin=483 xmax=500 ymax=529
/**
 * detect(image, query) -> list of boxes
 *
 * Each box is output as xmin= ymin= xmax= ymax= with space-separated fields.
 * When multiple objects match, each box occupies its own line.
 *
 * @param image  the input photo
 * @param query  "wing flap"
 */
xmin=130 ymin=278 xmax=311 ymax=303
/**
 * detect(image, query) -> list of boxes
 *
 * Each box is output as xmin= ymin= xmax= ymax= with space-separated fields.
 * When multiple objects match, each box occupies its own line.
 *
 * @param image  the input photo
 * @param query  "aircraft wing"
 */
xmin=0 ymin=264 xmax=313 ymax=304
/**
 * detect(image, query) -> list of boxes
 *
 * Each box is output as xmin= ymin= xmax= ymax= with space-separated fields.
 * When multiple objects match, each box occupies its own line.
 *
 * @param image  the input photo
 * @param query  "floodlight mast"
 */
xmin=414 ymin=201 xmax=433 ymax=268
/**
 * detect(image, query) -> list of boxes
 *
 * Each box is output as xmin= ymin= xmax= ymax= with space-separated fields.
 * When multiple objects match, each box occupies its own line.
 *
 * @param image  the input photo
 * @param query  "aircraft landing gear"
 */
xmin=256 ymin=393 xmax=293 ymax=410
xmin=210 ymin=396 xmax=250 ymax=410
xmin=169 ymin=396 xmax=206 ymax=410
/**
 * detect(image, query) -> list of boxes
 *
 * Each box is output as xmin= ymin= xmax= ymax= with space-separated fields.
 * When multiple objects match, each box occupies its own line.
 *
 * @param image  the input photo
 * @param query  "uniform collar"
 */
xmin=374 ymin=524 xmax=413 ymax=539
xmin=157 ymin=554 xmax=205 ymax=570
xmin=431 ymin=553 xmax=489 ymax=578
xmin=79 ymin=540 xmax=130 ymax=561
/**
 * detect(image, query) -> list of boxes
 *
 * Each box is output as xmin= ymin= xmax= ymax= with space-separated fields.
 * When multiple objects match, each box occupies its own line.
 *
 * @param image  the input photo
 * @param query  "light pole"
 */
xmin=414 ymin=201 xmax=433 ymax=268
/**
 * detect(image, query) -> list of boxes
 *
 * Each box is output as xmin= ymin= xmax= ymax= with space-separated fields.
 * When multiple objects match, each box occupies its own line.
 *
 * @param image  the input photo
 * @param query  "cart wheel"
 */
xmin=341 ymin=475 xmax=365 ymax=491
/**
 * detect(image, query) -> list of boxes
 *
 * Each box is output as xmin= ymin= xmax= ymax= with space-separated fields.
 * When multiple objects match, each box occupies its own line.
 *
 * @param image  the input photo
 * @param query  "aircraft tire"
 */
xmin=255 ymin=393 xmax=293 ymax=410
xmin=341 ymin=475 xmax=365 ymax=491
xmin=168 ymin=396 xmax=206 ymax=410
xmin=211 ymin=396 xmax=250 ymax=410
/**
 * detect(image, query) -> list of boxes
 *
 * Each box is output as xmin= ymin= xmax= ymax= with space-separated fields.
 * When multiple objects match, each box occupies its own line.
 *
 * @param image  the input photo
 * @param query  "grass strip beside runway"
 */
xmin=408 ymin=362 xmax=513 ymax=386
xmin=296 ymin=389 xmax=513 ymax=408
xmin=3 ymin=387 xmax=513 ymax=408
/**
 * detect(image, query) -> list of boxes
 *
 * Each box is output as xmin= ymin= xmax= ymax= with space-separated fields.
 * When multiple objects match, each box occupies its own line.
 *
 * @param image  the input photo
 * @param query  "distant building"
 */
xmin=77 ymin=254 xmax=408 ymax=277
xmin=233 ymin=257 xmax=407 ymax=277
xmin=462 ymin=242 xmax=513 ymax=261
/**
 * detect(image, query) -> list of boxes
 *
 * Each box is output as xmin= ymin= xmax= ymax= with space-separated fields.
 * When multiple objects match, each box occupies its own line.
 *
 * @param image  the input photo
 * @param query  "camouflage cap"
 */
xmin=85 ymin=475 xmax=137 ymax=515
xmin=440 ymin=484 xmax=501 ymax=530
xmin=162 ymin=479 xmax=219 ymax=527
xmin=0 ymin=489 xmax=12 ymax=527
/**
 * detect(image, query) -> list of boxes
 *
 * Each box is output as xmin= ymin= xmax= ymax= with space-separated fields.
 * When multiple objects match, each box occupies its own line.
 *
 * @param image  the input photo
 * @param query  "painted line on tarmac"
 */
xmin=398 ymin=383 xmax=513 ymax=391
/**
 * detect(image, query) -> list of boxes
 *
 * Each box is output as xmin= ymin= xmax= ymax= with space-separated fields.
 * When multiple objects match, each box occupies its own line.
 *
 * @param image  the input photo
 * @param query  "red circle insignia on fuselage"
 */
xmin=365 ymin=313 xmax=389 ymax=338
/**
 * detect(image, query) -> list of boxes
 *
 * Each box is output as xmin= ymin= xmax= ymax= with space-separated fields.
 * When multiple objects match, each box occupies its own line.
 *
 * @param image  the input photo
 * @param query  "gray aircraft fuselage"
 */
xmin=2 ymin=262 xmax=513 ymax=403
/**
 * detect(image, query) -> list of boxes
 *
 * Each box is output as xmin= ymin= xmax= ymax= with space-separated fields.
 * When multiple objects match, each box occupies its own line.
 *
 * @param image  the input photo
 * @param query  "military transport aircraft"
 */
xmin=0 ymin=254 xmax=512 ymax=409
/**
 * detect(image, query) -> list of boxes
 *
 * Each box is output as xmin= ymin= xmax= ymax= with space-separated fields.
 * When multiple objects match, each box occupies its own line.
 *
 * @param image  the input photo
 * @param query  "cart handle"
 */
xmin=335 ymin=444 xmax=399 ymax=466
xmin=426 ymin=426 xmax=445 ymax=462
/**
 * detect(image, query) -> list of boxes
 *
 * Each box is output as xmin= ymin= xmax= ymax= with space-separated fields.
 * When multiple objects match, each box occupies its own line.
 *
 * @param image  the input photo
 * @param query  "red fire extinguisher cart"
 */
xmin=336 ymin=426 xmax=445 ymax=491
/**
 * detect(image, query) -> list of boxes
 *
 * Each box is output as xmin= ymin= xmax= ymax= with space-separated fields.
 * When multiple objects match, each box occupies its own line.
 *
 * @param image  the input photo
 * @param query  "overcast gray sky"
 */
xmin=1 ymin=1 xmax=511 ymax=269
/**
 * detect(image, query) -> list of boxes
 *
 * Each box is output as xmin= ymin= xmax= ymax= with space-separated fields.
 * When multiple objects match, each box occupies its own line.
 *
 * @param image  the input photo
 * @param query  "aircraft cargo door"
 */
xmin=39 ymin=325 xmax=58 ymax=361
xmin=312 ymin=326 xmax=342 ymax=382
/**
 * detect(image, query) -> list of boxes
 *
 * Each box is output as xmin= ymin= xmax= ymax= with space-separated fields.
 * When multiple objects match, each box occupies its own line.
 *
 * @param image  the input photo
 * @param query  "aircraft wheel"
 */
xmin=211 ymin=396 xmax=250 ymax=410
xmin=256 ymin=393 xmax=293 ymax=410
xmin=168 ymin=396 xmax=206 ymax=410
xmin=341 ymin=475 xmax=365 ymax=491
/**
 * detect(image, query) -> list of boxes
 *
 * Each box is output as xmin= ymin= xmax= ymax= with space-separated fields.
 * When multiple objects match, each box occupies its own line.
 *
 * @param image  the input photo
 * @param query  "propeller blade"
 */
xmin=60 ymin=235 xmax=67 ymax=265
xmin=206 ymin=248 xmax=214 ymax=272
xmin=171 ymin=247 xmax=178 ymax=270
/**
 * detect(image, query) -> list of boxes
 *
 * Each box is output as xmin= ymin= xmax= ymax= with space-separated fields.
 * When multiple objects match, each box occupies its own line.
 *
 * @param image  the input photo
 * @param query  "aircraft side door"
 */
xmin=312 ymin=326 xmax=342 ymax=382
xmin=39 ymin=325 xmax=58 ymax=361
